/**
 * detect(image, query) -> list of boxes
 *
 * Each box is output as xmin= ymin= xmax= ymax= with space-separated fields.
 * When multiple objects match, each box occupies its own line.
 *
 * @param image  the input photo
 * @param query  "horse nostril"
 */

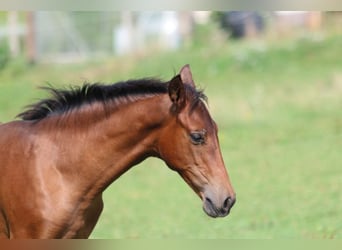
xmin=223 ymin=196 xmax=236 ymax=210
xmin=223 ymin=197 xmax=231 ymax=209
xmin=205 ymin=197 xmax=213 ymax=205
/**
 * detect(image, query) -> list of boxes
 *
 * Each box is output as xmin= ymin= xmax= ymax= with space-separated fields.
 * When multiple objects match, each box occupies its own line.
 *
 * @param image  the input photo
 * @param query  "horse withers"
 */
xmin=0 ymin=65 xmax=235 ymax=238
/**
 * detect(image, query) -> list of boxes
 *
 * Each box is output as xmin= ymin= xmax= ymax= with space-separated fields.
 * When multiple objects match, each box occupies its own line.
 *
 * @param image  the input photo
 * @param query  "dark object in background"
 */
xmin=217 ymin=11 xmax=264 ymax=39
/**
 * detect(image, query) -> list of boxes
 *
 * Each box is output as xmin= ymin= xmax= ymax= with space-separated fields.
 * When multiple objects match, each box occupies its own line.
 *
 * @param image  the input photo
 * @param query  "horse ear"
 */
xmin=179 ymin=64 xmax=195 ymax=87
xmin=168 ymin=74 xmax=186 ymax=112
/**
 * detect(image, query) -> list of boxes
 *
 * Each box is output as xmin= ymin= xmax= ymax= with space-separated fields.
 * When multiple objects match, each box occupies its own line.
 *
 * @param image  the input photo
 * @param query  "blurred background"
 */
xmin=0 ymin=11 xmax=341 ymax=238
xmin=1 ymin=11 xmax=340 ymax=64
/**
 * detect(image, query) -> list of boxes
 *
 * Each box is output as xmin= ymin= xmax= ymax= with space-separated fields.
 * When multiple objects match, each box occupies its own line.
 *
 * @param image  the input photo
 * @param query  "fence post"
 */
xmin=25 ymin=11 xmax=37 ymax=64
xmin=8 ymin=11 xmax=20 ymax=58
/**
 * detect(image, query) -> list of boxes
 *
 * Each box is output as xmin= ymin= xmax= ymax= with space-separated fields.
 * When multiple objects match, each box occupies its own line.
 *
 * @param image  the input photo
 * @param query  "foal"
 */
xmin=0 ymin=65 xmax=235 ymax=238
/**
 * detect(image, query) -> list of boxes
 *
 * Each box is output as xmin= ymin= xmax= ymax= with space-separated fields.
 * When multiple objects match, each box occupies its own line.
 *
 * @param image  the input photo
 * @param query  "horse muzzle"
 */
xmin=202 ymin=195 xmax=236 ymax=218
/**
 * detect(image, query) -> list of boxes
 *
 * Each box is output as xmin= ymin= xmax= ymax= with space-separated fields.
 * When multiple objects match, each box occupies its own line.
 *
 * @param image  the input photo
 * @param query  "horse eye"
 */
xmin=190 ymin=130 xmax=206 ymax=145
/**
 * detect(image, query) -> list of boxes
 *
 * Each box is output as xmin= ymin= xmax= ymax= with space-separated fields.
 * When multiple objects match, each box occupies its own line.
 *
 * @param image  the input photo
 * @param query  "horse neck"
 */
xmin=45 ymin=94 xmax=170 ymax=197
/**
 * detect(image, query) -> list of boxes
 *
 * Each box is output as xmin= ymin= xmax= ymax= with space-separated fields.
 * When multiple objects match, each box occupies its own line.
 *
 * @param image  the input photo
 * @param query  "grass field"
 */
xmin=0 ymin=29 xmax=341 ymax=238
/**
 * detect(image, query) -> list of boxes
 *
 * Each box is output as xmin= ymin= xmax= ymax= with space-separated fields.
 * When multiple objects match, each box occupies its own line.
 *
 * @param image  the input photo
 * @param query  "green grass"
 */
xmin=0 ymin=30 xmax=341 ymax=238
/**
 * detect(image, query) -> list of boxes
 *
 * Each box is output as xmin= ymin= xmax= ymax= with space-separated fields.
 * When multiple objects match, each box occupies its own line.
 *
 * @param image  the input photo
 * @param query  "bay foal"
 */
xmin=0 ymin=65 xmax=235 ymax=238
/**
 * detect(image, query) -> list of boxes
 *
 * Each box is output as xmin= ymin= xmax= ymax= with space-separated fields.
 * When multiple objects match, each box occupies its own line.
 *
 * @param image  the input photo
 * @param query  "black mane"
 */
xmin=18 ymin=77 xmax=207 ymax=121
xmin=18 ymin=79 xmax=169 ymax=121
